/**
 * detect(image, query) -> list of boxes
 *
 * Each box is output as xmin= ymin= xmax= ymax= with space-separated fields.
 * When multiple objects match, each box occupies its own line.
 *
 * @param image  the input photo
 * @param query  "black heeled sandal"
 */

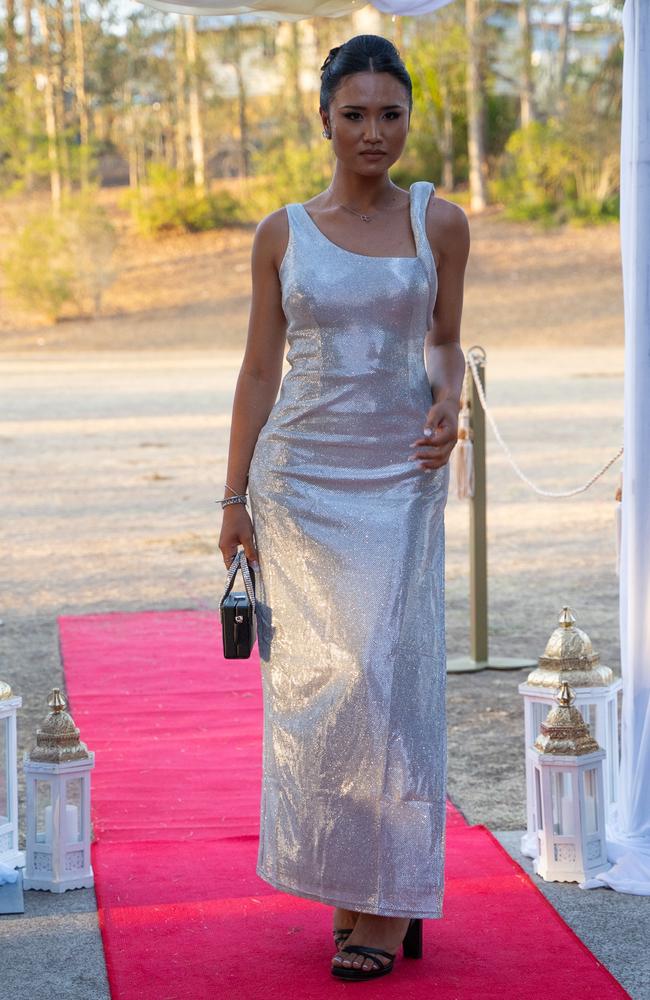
xmin=331 ymin=917 xmax=423 ymax=981
xmin=332 ymin=927 xmax=354 ymax=950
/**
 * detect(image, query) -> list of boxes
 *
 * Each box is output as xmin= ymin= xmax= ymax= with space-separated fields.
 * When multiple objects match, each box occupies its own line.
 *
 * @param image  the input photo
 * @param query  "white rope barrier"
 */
xmin=466 ymin=351 xmax=624 ymax=499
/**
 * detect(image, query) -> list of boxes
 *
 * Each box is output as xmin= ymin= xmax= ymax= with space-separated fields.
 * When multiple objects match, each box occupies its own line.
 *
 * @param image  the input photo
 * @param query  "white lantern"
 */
xmin=519 ymin=607 xmax=621 ymax=858
xmin=0 ymin=680 xmax=25 ymax=870
xmin=530 ymin=681 xmax=611 ymax=883
xmin=23 ymin=689 xmax=95 ymax=892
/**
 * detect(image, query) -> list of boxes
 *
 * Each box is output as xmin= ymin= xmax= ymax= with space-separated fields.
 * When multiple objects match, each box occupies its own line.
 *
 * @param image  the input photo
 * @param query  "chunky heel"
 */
xmin=402 ymin=917 xmax=423 ymax=959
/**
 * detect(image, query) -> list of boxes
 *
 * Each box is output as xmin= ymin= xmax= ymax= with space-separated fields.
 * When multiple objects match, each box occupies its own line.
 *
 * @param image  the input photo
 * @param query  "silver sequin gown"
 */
xmin=247 ymin=180 xmax=449 ymax=919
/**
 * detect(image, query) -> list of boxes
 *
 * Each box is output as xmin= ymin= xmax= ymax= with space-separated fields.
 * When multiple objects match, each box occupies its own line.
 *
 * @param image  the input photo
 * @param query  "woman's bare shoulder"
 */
xmin=253 ymin=207 xmax=290 ymax=271
xmin=426 ymin=193 xmax=470 ymax=264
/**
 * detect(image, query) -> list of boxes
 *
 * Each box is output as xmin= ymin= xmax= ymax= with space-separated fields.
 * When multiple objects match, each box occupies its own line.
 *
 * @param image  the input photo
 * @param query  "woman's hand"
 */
xmin=218 ymin=504 xmax=259 ymax=569
xmin=408 ymin=397 xmax=460 ymax=470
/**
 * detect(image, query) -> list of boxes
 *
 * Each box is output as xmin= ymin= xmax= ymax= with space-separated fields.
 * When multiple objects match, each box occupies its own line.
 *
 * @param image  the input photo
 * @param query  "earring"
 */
xmin=322 ymin=128 xmax=331 ymax=139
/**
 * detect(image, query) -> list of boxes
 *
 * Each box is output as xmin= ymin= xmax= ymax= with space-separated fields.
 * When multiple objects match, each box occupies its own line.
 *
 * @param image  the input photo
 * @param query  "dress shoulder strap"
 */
xmin=409 ymin=181 xmax=436 ymax=261
xmin=282 ymin=202 xmax=314 ymax=257
xmin=410 ymin=181 xmax=437 ymax=320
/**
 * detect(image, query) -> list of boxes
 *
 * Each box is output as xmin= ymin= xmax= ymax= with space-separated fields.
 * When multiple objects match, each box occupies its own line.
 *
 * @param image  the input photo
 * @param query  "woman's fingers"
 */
xmin=408 ymin=438 xmax=457 ymax=469
xmin=410 ymin=426 xmax=457 ymax=448
xmin=408 ymin=406 xmax=460 ymax=470
xmin=243 ymin=544 xmax=260 ymax=569
xmin=220 ymin=537 xmax=259 ymax=569
xmin=219 ymin=507 xmax=259 ymax=569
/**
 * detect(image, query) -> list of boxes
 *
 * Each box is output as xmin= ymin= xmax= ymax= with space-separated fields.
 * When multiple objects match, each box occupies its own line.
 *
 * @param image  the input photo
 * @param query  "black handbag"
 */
xmin=219 ymin=549 xmax=257 ymax=659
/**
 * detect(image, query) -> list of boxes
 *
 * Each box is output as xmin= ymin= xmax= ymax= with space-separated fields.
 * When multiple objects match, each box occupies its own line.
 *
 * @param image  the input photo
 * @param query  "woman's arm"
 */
xmin=409 ymin=199 xmax=470 ymax=471
xmin=218 ymin=209 xmax=289 ymax=567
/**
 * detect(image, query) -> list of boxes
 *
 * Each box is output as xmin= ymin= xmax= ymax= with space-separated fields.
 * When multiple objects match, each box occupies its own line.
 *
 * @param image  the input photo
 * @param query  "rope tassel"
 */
xmin=453 ymin=401 xmax=475 ymax=499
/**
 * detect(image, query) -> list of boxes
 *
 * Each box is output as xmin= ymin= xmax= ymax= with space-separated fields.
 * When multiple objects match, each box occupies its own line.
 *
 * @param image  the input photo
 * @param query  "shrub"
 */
xmin=121 ymin=164 xmax=241 ymax=235
xmin=2 ymin=192 xmax=118 ymax=321
xmin=242 ymin=141 xmax=332 ymax=221
xmin=493 ymin=120 xmax=619 ymax=226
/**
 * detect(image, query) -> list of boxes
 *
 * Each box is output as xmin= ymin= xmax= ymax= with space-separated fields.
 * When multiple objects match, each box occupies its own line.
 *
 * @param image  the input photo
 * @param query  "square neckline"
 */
xmin=297 ymin=182 xmax=423 ymax=262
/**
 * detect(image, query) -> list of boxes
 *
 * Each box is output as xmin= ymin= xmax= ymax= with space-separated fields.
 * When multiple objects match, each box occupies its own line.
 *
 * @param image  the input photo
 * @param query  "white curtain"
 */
xmin=139 ymin=0 xmax=453 ymax=21
xmin=582 ymin=0 xmax=650 ymax=897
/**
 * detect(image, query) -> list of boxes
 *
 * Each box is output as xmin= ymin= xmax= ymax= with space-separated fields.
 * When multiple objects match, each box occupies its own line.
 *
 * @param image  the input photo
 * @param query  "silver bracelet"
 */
xmin=219 ymin=494 xmax=248 ymax=509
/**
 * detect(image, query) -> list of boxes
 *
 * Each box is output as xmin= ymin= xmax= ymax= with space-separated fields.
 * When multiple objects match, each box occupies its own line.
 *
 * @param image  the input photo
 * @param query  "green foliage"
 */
xmin=120 ymin=164 xmax=241 ymax=235
xmin=493 ymin=119 xmax=619 ymax=226
xmin=0 ymin=91 xmax=101 ymax=196
xmin=2 ymin=193 xmax=118 ymax=322
xmin=485 ymin=94 xmax=519 ymax=161
xmin=243 ymin=141 xmax=332 ymax=221
xmin=404 ymin=21 xmax=468 ymax=189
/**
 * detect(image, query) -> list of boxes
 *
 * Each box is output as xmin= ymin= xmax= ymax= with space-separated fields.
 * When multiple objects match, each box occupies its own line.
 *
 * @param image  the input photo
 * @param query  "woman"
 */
xmin=219 ymin=34 xmax=469 ymax=982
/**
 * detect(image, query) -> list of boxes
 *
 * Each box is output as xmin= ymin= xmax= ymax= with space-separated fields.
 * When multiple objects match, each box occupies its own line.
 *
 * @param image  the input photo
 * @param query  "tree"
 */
xmin=184 ymin=15 xmax=205 ymax=190
xmin=518 ymin=0 xmax=536 ymax=127
xmin=466 ymin=0 xmax=488 ymax=209
xmin=71 ymin=0 xmax=91 ymax=189
xmin=35 ymin=0 xmax=62 ymax=210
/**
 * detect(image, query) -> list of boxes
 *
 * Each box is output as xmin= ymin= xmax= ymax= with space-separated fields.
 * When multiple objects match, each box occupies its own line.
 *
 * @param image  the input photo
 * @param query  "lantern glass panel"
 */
xmin=0 ymin=717 xmax=8 ymax=824
xmin=532 ymin=702 xmax=547 ymax=738
xmin=66 ymin=777 xmax=83 ymax=842
xmin=551 ymin=770 xmax=575 ymax=835
xmin=583 ymin=767 xmax=599 ymax=834
xmin=35 ymin=780 xmax=52 ymax=844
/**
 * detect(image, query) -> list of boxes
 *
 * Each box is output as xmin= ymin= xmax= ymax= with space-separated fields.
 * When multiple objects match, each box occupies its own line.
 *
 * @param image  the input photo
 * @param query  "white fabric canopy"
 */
xmin=582 ymin=0 xmax=650 ymax=897
xmin=136 ymin=0 xmax=650 ymax=895
xmin=139 ymin=0 xmax=452 ymax=21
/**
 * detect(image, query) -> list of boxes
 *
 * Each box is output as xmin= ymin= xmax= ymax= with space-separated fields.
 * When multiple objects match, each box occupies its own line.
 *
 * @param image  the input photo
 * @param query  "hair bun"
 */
xmin=320 ymin=45 xmax=342 ymax=73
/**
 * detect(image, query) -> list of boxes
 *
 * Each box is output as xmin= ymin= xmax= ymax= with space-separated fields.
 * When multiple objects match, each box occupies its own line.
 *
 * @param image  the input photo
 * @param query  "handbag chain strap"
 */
xmin=220 ymin=550 xmax=256 ymax=611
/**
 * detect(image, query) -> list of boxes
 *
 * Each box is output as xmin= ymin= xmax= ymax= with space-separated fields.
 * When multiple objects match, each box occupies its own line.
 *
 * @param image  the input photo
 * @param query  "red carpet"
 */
xmin=58 ymin=610 xmax=629 ymax=1000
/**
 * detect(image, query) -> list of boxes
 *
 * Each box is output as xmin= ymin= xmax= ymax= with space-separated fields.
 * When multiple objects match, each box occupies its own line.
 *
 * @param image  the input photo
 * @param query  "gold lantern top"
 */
xmin=525 ymin=606 xmax=614 ymax=689
xmin=26 ymin=688 xmax=91 ymax=763
xmin=0 ymin=680 xmax=12 ymax=700
xmin=533 ymin=682 xmax=601 ymax=756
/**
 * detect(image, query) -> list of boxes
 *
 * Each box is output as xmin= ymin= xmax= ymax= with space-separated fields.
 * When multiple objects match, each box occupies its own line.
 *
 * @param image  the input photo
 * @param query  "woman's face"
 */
xmin=320 ymin=71 xmax=411 ymax=176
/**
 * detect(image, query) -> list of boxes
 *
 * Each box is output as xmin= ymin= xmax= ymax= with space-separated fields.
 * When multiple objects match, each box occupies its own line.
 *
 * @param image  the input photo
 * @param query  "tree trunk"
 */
xmin=288 ymin=22 xmax=310 ymax=146
xmin=465 ymin=0 xmax=488 ymax=211
xmin=174 ymin=20 xmax=189 ymax=178
xmin=71 ymin=0 xmax=90 ymax=190
xmin=53 ymin=0 xmax=71 ymax=194
xmin=35 ymin=0 xmax=62 ymax=212
xmin=222 ymin=24 xmax=251 ymax=179
xmin=23 ymin=0 xmax=36 ymax=192
xmin=5 ymin=0 xmax=18 ymax=96
xmin=558 ymin=0 xmax=572 ymax=113
xmin=184 ymin=15 xmax=206 ymax=190
xmin=518 ymin=0 xmax=536 ymax=128
xmin=234 ymin=60 xmax=250 ymax=178
xmin=440 ymin=79 xmax=454 ymax=191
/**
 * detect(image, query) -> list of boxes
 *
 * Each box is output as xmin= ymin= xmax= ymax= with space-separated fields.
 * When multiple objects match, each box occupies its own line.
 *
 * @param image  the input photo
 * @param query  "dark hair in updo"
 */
xmin=319 ymin=35 xmax=412 ymax=113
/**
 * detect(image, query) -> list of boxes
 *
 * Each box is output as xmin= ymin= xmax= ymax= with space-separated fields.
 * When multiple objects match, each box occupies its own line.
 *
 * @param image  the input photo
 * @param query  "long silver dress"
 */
xmin=247 ymin=180 xmax=449 ymax=919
